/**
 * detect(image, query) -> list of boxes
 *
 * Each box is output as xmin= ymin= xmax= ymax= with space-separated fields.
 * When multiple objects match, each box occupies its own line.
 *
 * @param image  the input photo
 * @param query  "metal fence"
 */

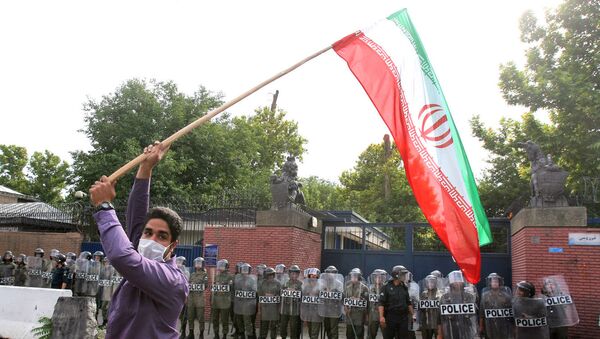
xmin=0 ymin=193 xmax=261 ymax=246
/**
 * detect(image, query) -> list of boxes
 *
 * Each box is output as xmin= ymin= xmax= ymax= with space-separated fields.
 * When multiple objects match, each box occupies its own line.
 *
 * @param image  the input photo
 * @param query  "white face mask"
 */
xmin=138 ymin=238 xmax=172 ymax=262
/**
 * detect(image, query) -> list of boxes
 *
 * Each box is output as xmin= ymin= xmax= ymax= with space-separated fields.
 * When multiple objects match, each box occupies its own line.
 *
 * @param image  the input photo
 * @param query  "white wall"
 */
xmin=0 ymin=286 xmax=72 ymax=339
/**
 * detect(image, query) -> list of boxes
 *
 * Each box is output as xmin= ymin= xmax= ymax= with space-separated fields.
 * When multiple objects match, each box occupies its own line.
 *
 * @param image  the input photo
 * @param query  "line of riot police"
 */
xmin=0 ymin=248 xmax=122 ymax=327
xmin=173 ymin=259 xmax=578 ymax=339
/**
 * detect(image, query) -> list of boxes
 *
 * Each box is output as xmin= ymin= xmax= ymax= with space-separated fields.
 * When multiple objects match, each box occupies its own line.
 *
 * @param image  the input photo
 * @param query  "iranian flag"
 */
xmin=333 ymin=9 xmax=492 ymax=283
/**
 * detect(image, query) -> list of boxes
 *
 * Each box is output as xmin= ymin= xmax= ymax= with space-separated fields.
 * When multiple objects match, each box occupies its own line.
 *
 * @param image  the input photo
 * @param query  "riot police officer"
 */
xmin=378 ymin=265 xmax=413 ymax=339
xmin=301 ymin=268 xmax=322 ymax=339
xmin=13 ymin=253 xmax=28 ymax=286
xmin=280 ymin=265 xmax=302 ymax=339
xmin=212 ymin=259 xmax=234 ymax=339
xmin=479 ymin=273 xmax=514 ymax=339
xmin=513 ymin=281 xmax=549 ymax=339
xmin=51 ymin=253 xmax=71 ymax=289
xmin=187 ymin=257 xmax=208 ymax=339
xmin=367 ymin=269 xmax=388 ymax=339
xmin=319 ymin=265 xmax=343 ymax=339
xmin=0 ymin=250 xmax=16 ymax=285
xmin=344 ymin=268 xmax=369 ymax=339
xmin=418 ymin=274 xmax=442 ymax=339
xmin=259 ymin=267 xmax=281 ymax=339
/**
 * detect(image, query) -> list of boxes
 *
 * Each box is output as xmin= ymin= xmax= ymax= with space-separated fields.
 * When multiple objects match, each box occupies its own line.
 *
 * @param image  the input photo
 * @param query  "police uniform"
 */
xmin=379 ymin=281 xmax=412 ymax=339
xmin=188 ymin=269 xmax=208 ymax=338
xmin=212 ymin=271 xmax=234 ymax=338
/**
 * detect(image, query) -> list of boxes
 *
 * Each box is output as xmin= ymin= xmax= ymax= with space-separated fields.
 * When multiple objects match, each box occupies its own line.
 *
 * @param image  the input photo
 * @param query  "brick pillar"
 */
xmin=511 ymin=207 xmax=600 ymax=338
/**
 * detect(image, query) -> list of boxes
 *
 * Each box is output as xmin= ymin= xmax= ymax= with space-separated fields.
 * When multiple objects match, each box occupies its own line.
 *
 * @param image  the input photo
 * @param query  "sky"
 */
xmin=0 ymin=0 xmax=562 ymax=183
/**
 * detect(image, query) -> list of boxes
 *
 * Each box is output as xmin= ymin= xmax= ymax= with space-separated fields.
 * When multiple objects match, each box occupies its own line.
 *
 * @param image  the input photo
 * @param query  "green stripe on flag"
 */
xmin=387 ymin=9 xmax=493 ymax=246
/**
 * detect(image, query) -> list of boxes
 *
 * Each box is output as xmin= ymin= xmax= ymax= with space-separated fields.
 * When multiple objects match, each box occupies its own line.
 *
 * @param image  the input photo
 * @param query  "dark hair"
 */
xmin=146 ymin=207 xmax=183 ymax=242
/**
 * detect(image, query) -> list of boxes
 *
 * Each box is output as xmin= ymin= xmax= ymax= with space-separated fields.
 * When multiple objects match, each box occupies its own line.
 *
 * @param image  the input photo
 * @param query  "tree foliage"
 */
xmin=0 ymin=145 xmax=71 ymax=204
xmin=71 ymin=79 xmax=306 ymax=204
xmin=0 ymin=144 xmax=29 ymax=193
xmin=472 ymin=0 xmax=600 ymax=216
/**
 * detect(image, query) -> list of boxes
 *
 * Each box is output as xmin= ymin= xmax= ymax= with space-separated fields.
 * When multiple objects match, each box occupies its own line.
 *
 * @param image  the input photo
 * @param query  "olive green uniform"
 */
xmin=280 ymin=278 xmax=302 ymax=339
xmin=212 ymin=271 xmax=234 ymax=338
xmin=344 ymin=281 xmax=369 ymax=339
xmin=188 ymin=270 xmax=208 ymax=337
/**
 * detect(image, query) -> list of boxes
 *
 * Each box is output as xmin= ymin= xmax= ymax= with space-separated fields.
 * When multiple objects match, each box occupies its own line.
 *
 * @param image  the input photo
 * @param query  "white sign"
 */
xmin=568 ymin=233 xmax=600 ymax=246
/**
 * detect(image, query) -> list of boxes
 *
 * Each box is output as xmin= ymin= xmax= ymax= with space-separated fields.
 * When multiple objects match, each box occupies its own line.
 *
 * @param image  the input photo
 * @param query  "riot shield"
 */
xmin=73 ymin=257 xmax=89 ymax=295
xmin=86 ymin=260 xmax=101 ymax=296
xmin=276 ymin=272 xmax=289 ymax=287
xmin=301 ymin=277 xmax=323 ymax=322
xmin=367 ymin=271 xmax=388 ymax=326
xmin=513 ymin=296 xmax=550 ymax=339
xmin=439 ymin=287 xmax=478 ymax=339
xmin=343 ymin=275 xmax=369 ymax=327
xmin=280 ymin=276 xmax=302 ymax=316
xmin=41 ymin=259 xmax=53 ymax=287
xmin=317 ymin=272 xmax=344 ymax=318
xmin=233 ymin=273 xmax=257 ymax=316
xmin=480 ymin=286 xmax=514 ymax=339
xmin=407 ymin=280 xmax=420 ymax=331
xmin=111 ymin=270 xmax=123 ymax=296
xmin=0 ymin=263 xmax=15 ymax=285
xmin=418 ymin=276 xmax=443 ymax=331
xmin=26 ymin=256 xmax=43 ymax=287
xmin=541 ymin=275 xmax=579 ymax=328
xmin=99 ymin=263 xmax=114 ymax=302
xmin=211 ymin=272 xmax=233 ymax=309
xmin=259 ymin=277 xmax=282 ymax=321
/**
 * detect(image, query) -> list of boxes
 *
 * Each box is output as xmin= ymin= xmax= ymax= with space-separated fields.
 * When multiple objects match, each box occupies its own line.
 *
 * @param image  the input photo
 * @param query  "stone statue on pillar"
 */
xmin=270 ymin=156 xmax=305 ymax=210
xmin=517 ymin=140 xmax=569 ymax=207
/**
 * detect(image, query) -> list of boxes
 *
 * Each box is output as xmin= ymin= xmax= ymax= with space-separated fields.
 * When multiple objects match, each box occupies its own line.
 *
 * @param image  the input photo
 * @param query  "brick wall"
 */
xmin=0 ymin=194 xmax=18 ymax=204
xmin=512 ymin=226 xmax=600 ymax=338
xmin=201 ymin=225 xmax=322 ymax=322
xmin=203 ymin=225 xmax=321 ymax=275
xmin=0 ymin=231 xmax=83 ymax=256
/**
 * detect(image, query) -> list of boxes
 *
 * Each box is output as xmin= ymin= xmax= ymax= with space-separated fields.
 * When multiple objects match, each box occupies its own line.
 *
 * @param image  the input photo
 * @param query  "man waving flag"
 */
xmin=333 ymin=9 xmax=492 ymax=283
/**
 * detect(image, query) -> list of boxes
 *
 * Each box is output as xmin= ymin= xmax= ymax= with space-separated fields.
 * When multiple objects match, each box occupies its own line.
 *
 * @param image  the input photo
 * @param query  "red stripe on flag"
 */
xmin=333 ymin=32 xmax=481 ymax=283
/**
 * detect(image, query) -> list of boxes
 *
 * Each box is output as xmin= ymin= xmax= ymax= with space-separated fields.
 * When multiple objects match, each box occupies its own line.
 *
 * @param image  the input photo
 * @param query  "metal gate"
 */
xmin=321 ymin=217 xmax=511 ymax=289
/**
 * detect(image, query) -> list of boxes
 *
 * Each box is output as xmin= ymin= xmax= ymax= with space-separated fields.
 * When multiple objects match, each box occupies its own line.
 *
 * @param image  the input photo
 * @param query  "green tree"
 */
xmin=71 ymin=79 xmax=306 ymax=205
xmin=300 ymin=176 xmax=344 ymax=211
xmin=27 ymin=150 xmax=71 ymax=204
xmin=337 ymin=141 xmax=424 ymax=223
xmin=0 ymin=144 xmax=29 ymax=193
xmin=472 ymin=0 xmax=600 ymax=216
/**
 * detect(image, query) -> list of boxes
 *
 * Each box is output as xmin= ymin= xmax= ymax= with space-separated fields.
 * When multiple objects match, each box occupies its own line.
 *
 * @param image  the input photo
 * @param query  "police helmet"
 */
xmin=430 ymin=270 xmax=442 ymax=278
xmin=50 ymin=249 xmax=60 ymax=259
xmin=217 ymin=259 xmax=229 ymax=271
xmin=34 ymin=248 xmax=45 ymax=257
xmin=324 ymin=265 xmax=338 ymax=274
xmin=517 ymin=281 xmax=536 ymax=298
xmin=349 ymin=268 xmax=362 ymax=281
xmin=275 ymin=264 xmax=286 ymax=274
xmin=3 ymin=251 xmax=13 ymax=261
xmin=79 ymin=251 xmax=92 ymax=260
xmin=391 ymin=265 xmax=408 ymax=279
xmin=447 ymin=270 xmax=465 ymax=285
xmin=306 ymin=267 xmax=320 ymax=278
xmin=176 ymin=256 xmax=186 ymax=266
xmin=425 ymin=274 xmax=438 ymax=289
xmin=240 ymin=263 xmax=252 ymax=275
xmin=17 ymin=253 xmax=27 ymax=263
xmin=264 ymin=267 xmax=276 ymax=279
xmin=486 ymin=272 xmax=504 ymax=288
xmin=289 ymin=265 xmax=301 ymax=274
xmin=193 ymin=257 xmax=205 ymax=269
xmin=65 ymin=252 xmax=77 ymax=261
xmin=55 ymin=253 xmax=67 ymax=263
xmin=93 ymin=251 xmax=105 ymax=260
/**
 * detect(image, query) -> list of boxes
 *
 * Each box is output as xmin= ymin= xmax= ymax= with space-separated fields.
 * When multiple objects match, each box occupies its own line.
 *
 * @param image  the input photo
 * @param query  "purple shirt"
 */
xmin=94 ymin=178 xmax=189 ymax=338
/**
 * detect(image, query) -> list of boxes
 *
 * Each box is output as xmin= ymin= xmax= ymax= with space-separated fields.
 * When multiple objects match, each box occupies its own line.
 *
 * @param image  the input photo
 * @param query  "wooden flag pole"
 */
xmin=108 ymin=45 xmax=332 ymax=183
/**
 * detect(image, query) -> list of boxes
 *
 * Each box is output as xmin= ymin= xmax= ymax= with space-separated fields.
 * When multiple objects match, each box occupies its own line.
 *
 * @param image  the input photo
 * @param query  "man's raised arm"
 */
xmin=125 ymin=142 xmax=169 ymax=248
